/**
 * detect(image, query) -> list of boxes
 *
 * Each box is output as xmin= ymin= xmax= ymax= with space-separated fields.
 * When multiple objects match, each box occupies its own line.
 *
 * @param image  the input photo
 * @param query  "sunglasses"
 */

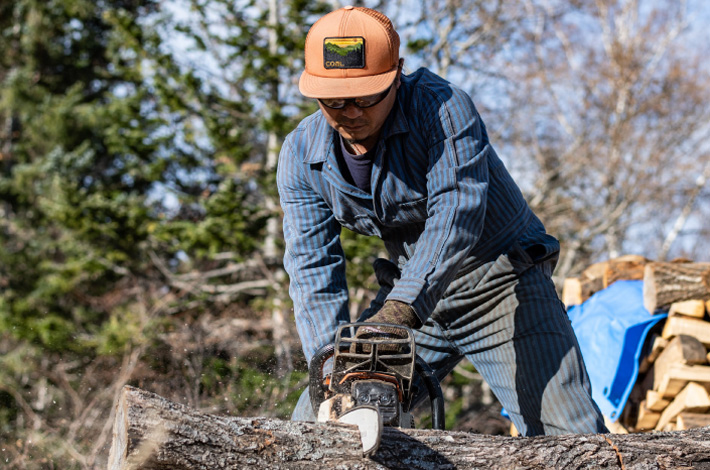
xmin=318 ymin=84 xmax=393 ymax=110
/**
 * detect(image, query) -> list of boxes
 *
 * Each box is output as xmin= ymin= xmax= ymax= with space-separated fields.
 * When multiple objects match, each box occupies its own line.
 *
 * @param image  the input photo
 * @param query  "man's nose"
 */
xmin=340 ymin=102 xmax=364 ymax=119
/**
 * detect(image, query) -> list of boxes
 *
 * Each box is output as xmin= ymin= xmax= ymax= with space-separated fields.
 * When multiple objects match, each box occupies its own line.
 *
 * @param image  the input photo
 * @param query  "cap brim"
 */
xmin=299 ymin=66 xmax=398 ymax=99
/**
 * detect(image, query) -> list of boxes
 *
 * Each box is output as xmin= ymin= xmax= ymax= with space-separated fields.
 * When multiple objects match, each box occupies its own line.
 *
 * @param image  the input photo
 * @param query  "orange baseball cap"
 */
xmin=299 ymin=6 xmax=400 ymax=99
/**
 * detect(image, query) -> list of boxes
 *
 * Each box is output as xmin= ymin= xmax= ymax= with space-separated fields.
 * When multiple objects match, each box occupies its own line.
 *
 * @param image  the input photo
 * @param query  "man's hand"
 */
xmin=354 ymin=300 xmax=421 ymax=352
xmin=365 ymin=300 xmax=420 ymax=329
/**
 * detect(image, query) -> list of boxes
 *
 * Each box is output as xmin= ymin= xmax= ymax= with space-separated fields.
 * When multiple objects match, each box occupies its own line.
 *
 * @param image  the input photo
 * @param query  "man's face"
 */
xmin=317 ymin=78 xmax=400 ymax=153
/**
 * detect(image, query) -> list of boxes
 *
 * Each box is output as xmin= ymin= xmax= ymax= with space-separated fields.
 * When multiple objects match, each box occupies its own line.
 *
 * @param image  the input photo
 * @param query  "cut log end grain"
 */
xmin=668 ymin=299 xmax=707 ymax=318
xmin=635 ymin=401 xmax=661 ymax=430
xmin=645 ymin=390 xmax=671 ymax=412
xmin=676 ymin=412 xmax=710 ymax=430
xmin=655 ymin=382 xmax=710 ymax=431
xmin=661 ymin=317 xmax=710 ymax=347
xmin=656 ymin=364 xmax=710 ymax=398
xmin=562 ymin=277 xmax=583 ymax=307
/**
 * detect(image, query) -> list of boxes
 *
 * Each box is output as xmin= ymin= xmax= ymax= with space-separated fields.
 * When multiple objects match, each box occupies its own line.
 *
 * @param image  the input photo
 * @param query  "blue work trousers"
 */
xmin=292 ymin=244 xmax=608 ymax=436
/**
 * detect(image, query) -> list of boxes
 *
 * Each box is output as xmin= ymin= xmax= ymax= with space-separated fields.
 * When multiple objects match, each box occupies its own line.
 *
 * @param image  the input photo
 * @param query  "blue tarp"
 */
xmin=567 ymin=280 xmax=666 ymax=421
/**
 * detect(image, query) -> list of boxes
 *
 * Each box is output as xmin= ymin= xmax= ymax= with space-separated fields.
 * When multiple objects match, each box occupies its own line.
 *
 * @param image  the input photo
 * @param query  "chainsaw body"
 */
xmin=309 ymin=322 xmax=445 ymax=455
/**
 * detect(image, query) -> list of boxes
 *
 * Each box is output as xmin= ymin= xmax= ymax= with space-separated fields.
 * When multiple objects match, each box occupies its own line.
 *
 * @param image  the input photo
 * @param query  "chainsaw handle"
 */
xmin=309 ymin=343 xmax=336 ymax=416
xmin=415 ymin=356 xmax=446 ymax=430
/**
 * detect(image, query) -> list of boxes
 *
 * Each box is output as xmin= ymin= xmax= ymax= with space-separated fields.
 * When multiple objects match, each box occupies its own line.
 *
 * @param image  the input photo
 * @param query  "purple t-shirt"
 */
xmin=337 ymin=135 xmax=376 ymax=193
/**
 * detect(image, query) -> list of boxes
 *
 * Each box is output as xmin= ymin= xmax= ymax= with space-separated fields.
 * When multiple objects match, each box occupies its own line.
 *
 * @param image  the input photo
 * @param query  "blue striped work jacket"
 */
xmin=277 ymin=68 xmax=545 ymax=360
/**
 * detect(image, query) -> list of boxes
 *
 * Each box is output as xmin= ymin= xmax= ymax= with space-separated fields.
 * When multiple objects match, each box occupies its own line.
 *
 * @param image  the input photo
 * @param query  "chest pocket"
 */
xmin=327 ymin=188 xmax=382 ymax=237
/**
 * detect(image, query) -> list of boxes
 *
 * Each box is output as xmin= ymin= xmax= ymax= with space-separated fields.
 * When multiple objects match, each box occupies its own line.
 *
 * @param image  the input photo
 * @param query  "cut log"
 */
xmin=602 ymin=255 xmax=648 ymax=288
xmin=647 ymin=335 xmax=668 ymax=363
xmin=579 ymin=259 xmax=615 ymax=301
xmin=661 ymin=316 xmax=710 ymax=346
xmin=581 ymin=260 xmax=607 ymax=283
xmin=509 ymin=422 xmax=518 ymax=437
xmin=643 ymin=261 xmax=710 ymax=313
xmin=634 ymin=400 xmax=661 ymax=430
xmin=656 ymin=364 xmax=710 ymax=397
xmin=577 ymin=255 xmax=648 ymax=303
xmin=668 ymin=299 xmax=707 ymax=318
xmin=110 ymin=386 xmax=710 ymax=470
xmin=652 ymin=334 xmax=708 ymax=391
xmin=662 ymin=422 xmax=678 ymax=432
xmin=603 ymin=416 xmax=628 ymax=434
xmin=676 ymin=412 xmax=710 ymax=430
xmin=645 ymin=390 xmax=671 ymax=411
xmin=639 ymin=335 xmax=668 ymax=374
xmin=655 ymin=382 xmax=710 ymax=430
xmin=580 ymin=276 xmax=605 ymax=303
xmin=562 ymin=277 xmax=583 ymax=307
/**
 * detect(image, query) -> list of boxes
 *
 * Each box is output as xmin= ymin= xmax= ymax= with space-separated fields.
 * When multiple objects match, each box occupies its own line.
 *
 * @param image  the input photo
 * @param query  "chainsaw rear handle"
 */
xmin=308 ymin=342 xmax=446 ymax=430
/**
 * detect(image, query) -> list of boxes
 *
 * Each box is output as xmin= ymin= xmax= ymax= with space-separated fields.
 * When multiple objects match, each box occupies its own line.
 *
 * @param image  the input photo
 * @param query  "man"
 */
xmin=277 ymin=5 xmax=607 ymax=436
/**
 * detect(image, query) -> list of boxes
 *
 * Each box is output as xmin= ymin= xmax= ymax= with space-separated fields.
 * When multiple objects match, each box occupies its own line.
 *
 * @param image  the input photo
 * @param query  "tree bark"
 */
xmin=643 ymin=262 xmax=710 ymax=313
xmin=108 ymin=386 xmax=710 ymax=470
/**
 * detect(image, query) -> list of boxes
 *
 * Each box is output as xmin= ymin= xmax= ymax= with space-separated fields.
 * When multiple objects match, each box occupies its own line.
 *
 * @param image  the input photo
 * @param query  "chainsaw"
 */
xmin=308 ymin=322 xmax=445 ymax=456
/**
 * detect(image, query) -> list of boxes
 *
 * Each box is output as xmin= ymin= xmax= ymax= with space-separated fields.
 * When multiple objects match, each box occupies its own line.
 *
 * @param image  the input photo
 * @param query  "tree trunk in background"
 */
xmin=265 ymin=0 xmax=292 ymax=377
xmin=109 ymin=386 xmax=710 ymax=470
xmin=659 ymin=164 xmax=710 ymax=261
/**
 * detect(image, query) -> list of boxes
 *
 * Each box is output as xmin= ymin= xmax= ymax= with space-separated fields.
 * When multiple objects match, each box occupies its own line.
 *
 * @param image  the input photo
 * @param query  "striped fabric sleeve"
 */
xmin=277 ymin=135 xmax=350 ymax=362
xmin=387 ymin=86 xmax=490 ymax=322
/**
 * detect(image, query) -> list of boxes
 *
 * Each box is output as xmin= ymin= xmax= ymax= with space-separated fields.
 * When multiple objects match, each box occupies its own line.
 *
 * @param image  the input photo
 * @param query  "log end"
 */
xmin=643 ymin=264 xmax=658 ymax=313
xmin=108 ymin=386 xmax=130 ymax=470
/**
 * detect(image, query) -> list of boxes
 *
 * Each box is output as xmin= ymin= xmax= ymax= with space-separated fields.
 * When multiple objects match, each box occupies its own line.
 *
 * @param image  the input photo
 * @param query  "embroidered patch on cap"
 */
xmin=323 ymin=37 xmax=365 ymax=69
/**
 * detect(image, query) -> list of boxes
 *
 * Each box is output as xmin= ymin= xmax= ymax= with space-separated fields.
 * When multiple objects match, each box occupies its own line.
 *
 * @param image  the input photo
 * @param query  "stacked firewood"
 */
xmin=562 ymin=256 xmax=710 ymax=433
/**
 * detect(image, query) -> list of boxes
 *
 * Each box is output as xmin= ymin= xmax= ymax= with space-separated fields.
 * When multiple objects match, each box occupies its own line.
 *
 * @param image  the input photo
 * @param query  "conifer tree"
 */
xmin=0 ymin=0 xmax=267 ymax=464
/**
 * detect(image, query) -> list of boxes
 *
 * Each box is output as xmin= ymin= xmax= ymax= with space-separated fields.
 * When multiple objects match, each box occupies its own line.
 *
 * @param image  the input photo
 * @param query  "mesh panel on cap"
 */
xmin=355 ymin=7 xmax=400 ymax=55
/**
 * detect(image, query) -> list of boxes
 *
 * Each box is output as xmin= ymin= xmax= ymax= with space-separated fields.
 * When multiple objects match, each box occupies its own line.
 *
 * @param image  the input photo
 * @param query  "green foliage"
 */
xmin=231 ymin=361 xmax=308 ymax=418
xmin=1 ymin=0 xmax=170 ymax=350
xmin=95 ymin=307 xmax=147 ymax=356
xmin=0 ymin=0 xmax=506 ymax=466
xmin=325 ymin=40 xmax=363 ymax=56
xmin=406 ymin=38 xmax=433 ymax=54
xmin=152 ymin=179 xmax=269 ymax=258
xmin=341 ymin=227 xmax=386 ymax=290
xmin=196 ymin=349 xmax=307 ymax=418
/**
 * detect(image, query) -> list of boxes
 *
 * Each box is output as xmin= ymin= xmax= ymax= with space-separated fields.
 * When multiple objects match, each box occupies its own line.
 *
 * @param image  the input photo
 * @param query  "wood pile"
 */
xmin=562 ymin=256 xmax=710 ymax=434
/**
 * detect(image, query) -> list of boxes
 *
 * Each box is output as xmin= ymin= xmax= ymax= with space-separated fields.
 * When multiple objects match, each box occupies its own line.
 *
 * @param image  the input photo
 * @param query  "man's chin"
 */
xmin=339 ymin=125 xmax=368 ymax=139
